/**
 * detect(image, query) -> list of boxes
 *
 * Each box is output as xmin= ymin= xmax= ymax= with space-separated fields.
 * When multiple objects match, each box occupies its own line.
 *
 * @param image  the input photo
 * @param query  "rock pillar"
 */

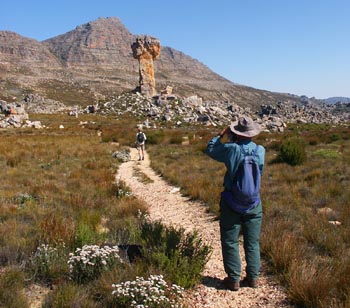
xmin=131 ymin=36 xmax=160 ymax=97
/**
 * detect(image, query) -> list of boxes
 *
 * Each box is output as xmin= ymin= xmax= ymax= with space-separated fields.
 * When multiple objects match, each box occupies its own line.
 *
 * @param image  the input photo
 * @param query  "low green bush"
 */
xmin=146 ymin=130 xmax=165 ymax=145
xmin=278 ymin=137 xmax=306 ymax=166
xmin=327 ymin=133 xmax=341 ymax=143
xmin=140 ymin=220 xmax=212 ymax=288
xmin=75 ymin=222 xmax=102 ymax=247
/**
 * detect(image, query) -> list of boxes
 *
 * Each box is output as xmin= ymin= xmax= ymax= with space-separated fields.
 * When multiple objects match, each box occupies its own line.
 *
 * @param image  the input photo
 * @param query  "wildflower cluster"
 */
xmin=117 ymin=188 xmax=133 ymax=198
xmin=33 ymin=243 xmax=58 ymax=263
xmin=112 ymin=274 xmax=184 ymax=308
xmin=137 ymin=209 xmax=150 ymax=221
xmin=68 ymin=245 xmax=123 ymax=283
xmin=115 ymin=179 xmax=134 ymax=198
xmin=30 ymin=243 xmax=66 ymax=281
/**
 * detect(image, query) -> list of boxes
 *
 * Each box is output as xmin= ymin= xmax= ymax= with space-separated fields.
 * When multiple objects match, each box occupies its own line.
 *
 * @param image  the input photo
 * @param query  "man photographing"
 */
xmin=206 ymin=116 xmax=265 ymax=291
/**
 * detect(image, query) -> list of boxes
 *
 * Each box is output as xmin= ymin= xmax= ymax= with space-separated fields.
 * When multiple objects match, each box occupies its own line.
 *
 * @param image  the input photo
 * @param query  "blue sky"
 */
xmin=1 ymin=0 xmax=349 ymax=99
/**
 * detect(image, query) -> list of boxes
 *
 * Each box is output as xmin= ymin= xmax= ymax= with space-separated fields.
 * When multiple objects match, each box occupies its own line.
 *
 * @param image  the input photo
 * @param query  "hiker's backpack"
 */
xmin=223 ymin=144 xmax=261 ymax=213
xmin=137 ymin=132 xmax=145 ymax=143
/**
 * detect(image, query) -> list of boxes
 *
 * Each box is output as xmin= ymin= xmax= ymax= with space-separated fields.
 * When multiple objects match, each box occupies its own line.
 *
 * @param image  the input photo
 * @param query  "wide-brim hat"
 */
xmin=230 ymin=116 xmax=261 ymax=137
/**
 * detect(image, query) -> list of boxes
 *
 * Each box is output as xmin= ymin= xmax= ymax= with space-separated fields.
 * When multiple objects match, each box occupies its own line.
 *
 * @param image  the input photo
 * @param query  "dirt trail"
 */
xmin=117 ymin=148 xmax=292 ymax=308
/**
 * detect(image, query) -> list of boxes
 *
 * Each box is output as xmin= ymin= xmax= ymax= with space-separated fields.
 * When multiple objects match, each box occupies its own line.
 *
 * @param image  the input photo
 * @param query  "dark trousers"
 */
xmin=220 ymin=199 xmax=262 ymax=282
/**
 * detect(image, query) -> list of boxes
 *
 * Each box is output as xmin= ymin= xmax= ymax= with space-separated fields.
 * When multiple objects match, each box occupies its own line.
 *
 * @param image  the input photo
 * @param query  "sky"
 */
xmin=1 ymin=0 xmax=350 ymax=99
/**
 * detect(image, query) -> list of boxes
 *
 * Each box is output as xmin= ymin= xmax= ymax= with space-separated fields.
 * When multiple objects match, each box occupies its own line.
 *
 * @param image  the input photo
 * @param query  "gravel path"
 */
xmin=117 ymin=148 xmax=293 ymax=308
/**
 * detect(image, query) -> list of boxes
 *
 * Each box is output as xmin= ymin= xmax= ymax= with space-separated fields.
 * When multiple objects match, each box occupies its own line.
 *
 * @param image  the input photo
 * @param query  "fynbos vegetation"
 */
xmin=0 ymin=115 xmax=210 ymax=307
xmin=148 ymin=123 xmax=350 ymax=308
xmin=0 ymin=111 xmax=349 ymax=307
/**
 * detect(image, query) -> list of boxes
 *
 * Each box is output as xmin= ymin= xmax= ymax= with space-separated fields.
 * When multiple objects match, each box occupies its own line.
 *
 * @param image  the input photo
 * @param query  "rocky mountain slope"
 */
xmin=323 ymin=97 xmax=350 ymax=104
xmin=0 ymin=17 xmax=300 ymax=110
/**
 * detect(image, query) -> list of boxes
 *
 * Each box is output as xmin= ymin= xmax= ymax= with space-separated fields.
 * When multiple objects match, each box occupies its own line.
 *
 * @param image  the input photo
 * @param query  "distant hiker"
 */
xmin=205 ymin=116 xmax=265 ymax=291
xmin=136 ymin=126 xmax=147 ymax=161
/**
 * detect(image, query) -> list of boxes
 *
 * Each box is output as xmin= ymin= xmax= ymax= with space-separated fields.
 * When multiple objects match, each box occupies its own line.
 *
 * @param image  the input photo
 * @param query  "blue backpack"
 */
xmin=221 ymin=144 xmax=261 ymax=213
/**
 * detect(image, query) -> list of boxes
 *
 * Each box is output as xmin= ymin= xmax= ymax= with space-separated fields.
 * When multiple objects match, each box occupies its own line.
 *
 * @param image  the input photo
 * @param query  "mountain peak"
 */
xmin=0 ymin=30 xmax=61 ymax=67
xmin=0 ymin=17 xmax=301 ymax=108
xmin=43 ymin=16 xmax=135 ymax=67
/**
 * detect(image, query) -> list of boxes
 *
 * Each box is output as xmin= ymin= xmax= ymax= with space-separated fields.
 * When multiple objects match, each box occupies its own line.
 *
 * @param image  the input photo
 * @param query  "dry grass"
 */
xmin=0 ymin=267 xmax=29 ymax=307
xmin=149 ymin=143 xmax=223 ymax=215
xmin=133 ymin=166 xmax=154 ymax=184
xmin=1 ymin=114 xmax=349 ymax=307
xmin=0 ymin=114 xmax=210 ymax=306
xmin=0 ymin=114 xmax=150 ymax=303
xmin=148 ymin=123 xmax=350 ymax=308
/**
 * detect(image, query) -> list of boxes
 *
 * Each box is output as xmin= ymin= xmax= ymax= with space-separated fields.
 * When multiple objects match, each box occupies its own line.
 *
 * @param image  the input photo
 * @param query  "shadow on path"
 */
xmin=201 ymin=276 xmax=226 ymax=290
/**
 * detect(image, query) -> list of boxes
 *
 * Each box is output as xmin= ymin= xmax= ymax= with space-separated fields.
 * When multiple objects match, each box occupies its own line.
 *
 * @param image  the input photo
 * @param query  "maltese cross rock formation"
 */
xmin=131 ymin=35 xmax=160 ymax=97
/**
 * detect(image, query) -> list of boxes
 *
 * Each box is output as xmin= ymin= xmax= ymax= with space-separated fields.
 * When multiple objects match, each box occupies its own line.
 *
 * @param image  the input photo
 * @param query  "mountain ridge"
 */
xmin=0 ymin=17 xmax=300 ymax=109
xmin=323 ymin=97 xmax=350 ymax=104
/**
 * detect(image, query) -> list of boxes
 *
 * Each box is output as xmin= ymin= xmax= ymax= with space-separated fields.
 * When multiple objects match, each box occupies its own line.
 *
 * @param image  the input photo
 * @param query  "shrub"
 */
xmin=278 ymin=137 xmax=306 ymax=166
xmin=140 ymin=220 xmax=212 ymax=288
xmin=169 ymin=131 xmax=183 ymax=144
xmin=307 ymin=136 xmax=320 ymax=146
xmin=111 ymin=274 xmax=184 ymax=308
xmin=68 ymin=245 xmax=124 ymax=283
xmin=327 ymin=133 xmax=341 ymax=143
xmin=29 ymin=243 xmax=68 ymax=283
xmin=75 ymin=222 xmax=101 ymax=248
xmin=89 ymin=261 xmax=144 ymax=307
xmin=146 ymin=130 xmax=165 ymax=145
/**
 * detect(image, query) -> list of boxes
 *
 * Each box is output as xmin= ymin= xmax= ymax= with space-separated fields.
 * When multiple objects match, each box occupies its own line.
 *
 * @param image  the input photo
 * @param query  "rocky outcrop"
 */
xmin=0 ymin=100 xmax=44 ymax=128
xmin=131 ymin=36 xmax=161 ymax=97
xmin=84 ymin=92 xmax=274 ymax=129
xmin=259 ymin=101 xmax=350 ymax=126
xmin=82 ymin=92 xmax=349 ymax=132
xmin=23 ymin=94 xmax=68 ymax=113
xmin=112 ymin=149 xmax=131 ymax=162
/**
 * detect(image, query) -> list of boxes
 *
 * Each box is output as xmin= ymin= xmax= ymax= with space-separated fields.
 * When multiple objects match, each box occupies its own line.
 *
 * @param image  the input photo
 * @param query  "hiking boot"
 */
xmin=240 ymin=277 xmax=258 ymax=288
xmin=223 ymin=277 xmax=240 ymax=291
